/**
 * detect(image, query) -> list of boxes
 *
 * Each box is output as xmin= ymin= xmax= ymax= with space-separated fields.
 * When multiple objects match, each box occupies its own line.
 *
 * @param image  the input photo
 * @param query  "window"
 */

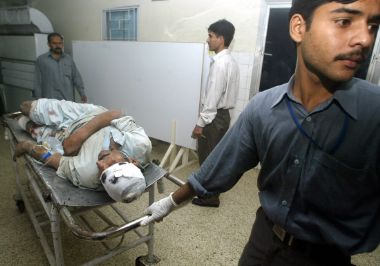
xmin=103 ymin=7 xmax=138 ymax=41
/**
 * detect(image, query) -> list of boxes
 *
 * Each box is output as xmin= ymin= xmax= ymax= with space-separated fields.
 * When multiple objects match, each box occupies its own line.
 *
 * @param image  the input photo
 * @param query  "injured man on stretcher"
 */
xmin=13 ymin=98 xmax=152 ymax=203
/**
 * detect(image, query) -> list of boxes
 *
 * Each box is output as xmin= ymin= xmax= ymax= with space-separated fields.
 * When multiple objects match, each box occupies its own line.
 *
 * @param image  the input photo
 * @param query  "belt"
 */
xmin=272 ymin=224 xmax=296 ymax=246
xmin=261 ymin=208 xmax=334 ymax=253
xmin=271 ymin=224 xmax=354 ymax=265
xmin=272 ymin=223 xmax=333 ymax=254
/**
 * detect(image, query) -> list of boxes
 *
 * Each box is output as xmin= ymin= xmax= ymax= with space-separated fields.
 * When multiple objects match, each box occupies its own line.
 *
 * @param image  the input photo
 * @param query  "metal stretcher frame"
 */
xmin=3 ymin=113 xmax=167 ymax=266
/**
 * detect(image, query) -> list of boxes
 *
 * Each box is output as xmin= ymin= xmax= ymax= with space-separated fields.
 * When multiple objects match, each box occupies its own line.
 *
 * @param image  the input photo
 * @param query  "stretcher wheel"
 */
xmin=13 ymin=194 xmax=25 ymax=213
xmin=135 ymin=255 xmax=160 ymax=265
xmin=152 ymin=159 xmax=160 ymax=165
xmin=15 ymin=199 xmax=25 ymax=213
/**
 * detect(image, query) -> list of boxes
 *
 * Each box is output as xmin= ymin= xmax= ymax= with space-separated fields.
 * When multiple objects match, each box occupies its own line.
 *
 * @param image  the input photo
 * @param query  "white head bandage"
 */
xmin=18 ymin=115 xmax=31 ymax=131
xmin=100 ymin=162 xmax=146 ymax=203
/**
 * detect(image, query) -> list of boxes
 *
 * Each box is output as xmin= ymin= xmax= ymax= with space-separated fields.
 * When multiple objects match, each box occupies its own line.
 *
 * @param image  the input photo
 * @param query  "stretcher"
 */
xmin=2 ymin=113 xmax=167 ymax=266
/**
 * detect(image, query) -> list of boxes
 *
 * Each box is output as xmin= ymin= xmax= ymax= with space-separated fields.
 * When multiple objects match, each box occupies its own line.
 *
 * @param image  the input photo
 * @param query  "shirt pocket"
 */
xmin=63 ymin=63 xmax=72 ymax=78
xmin=304 ymin=151 xmax=378 ymax=217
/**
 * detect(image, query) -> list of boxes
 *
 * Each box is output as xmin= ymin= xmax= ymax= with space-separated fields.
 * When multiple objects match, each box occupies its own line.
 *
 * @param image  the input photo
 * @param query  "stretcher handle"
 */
xmin=165 ymin=174 xmax=185 ymax=187
xmin=61 ymin=207 xmax=149 ymax=241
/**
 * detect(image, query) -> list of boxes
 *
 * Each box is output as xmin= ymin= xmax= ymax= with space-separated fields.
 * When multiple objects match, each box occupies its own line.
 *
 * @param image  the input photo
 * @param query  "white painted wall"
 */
xmin=31 ymin=0 xmax=263 ymax=54
xmin=30 ymin=0 xmax=265 ymax=124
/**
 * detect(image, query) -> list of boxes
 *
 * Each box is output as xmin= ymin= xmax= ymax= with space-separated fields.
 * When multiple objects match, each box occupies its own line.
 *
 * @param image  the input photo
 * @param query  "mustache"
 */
xmin=334 ymin=50 xmax=367 ymax=63
xmin=50 ymin=47 xmax=63 ymax=53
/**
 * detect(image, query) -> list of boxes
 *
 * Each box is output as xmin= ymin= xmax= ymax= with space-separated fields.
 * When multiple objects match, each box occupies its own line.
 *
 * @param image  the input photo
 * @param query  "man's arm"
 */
xmin=63 ymin=110 xmax=122 ymax=156
xmin=110 ymin=116 xmax=152 ymax=165
xmin=80 ymin=95 xmax=87 ymax=103
xmin=172 ymin=182 xmax=196 ymax=204
xmin=194 ymin=61 xmax=226 ymax=135
xmin=191 ymin=125 xmax=204 ymax=139
xmin=142 ymin=105 xmax=259 ymax=226
xmin=141 ymin=182 xmax=196 ymax=226
xmin=71 ymin=61 xmax=87 ymax=102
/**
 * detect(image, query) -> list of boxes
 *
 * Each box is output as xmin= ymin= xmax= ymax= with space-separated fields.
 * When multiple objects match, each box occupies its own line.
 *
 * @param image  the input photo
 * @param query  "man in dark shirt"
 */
xmin=141 ymin=0 xmax=380 ymax=265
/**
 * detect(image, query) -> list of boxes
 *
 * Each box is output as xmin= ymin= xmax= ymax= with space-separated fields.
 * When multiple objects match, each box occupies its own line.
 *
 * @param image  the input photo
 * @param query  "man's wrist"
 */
xmin=197 ymin=117 xmax=206 ymax=127
xmin=169 ymin=192 xmax=178 ymax=207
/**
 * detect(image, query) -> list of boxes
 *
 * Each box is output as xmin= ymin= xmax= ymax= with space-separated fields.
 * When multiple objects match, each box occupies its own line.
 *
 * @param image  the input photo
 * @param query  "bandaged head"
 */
xmin=100 ymin=162 xmax=146 ymax=203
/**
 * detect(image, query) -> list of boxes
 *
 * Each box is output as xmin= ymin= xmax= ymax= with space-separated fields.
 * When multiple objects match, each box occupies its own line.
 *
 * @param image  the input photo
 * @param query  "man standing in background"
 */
xmin=33 ymin=32 xmax=87 ymax=102
xmin=191 ymin=19 xmax=240 ymax=208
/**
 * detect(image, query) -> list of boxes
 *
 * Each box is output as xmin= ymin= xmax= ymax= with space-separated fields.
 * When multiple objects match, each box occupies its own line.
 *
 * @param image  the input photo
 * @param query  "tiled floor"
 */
xmin=0 ymin=124 xmax=379 ymax=265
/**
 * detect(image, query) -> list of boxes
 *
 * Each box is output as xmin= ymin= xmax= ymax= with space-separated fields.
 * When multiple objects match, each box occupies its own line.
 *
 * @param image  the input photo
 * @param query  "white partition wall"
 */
xmin=73 ymin=41 xmax=206 ymax=150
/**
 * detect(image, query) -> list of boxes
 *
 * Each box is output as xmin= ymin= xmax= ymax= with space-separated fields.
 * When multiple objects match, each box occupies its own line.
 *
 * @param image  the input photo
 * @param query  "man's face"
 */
xmin=297 ymin=0 xmax=380 ymax=82
xmin=48 ymin=36 xmax=64 ymax=55
xmin=207 ymin=31 xmax=224 ymax=53
xmin=96 ymin=150 xmax=126 ymax=174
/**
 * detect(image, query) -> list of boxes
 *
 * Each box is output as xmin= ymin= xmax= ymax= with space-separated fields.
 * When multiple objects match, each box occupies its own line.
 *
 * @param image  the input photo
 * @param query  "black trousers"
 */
xmin=197 ymin=109 xmax=230 ymax=165
xmin=239 ymin=207 xmax=354 ymax=266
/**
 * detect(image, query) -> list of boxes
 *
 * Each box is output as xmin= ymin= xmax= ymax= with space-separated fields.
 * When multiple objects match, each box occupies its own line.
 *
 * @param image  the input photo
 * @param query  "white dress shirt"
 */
xmin=197 ymin=49 xmax=240 ymax=127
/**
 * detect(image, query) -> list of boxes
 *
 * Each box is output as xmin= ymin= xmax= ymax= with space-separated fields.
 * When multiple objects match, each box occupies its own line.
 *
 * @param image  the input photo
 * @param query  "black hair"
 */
xmin=289 ymin=0 xmax=358 ymax=30
xmin=47 ymin=32 xmax=64 ymax=43
xmin=208 ymin=19 xmax=235 ymax=47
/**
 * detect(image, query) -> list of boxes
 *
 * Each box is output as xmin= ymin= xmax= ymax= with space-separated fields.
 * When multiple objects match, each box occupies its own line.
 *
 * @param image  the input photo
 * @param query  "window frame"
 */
xmin=102 ymin=6 xmax=139 ymax=41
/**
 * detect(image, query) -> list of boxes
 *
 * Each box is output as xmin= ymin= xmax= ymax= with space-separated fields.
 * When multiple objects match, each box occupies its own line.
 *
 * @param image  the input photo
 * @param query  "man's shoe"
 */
xmin=191 ymin=195 xmax=220 ymax=208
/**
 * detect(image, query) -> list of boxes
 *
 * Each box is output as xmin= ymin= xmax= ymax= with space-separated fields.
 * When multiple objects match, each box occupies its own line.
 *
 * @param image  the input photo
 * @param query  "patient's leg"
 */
xmin=13 ymin=141 xmax=61 ymax=169
xmin=28 ymin=98 xmax=107 ymax=129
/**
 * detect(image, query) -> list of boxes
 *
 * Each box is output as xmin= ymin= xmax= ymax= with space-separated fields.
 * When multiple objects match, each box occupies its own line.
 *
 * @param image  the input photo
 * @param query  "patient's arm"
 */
xmin=63 ymin=110 xmax=122 ymax=156
xmin=13 ymin=141 xmax=61 ymax=169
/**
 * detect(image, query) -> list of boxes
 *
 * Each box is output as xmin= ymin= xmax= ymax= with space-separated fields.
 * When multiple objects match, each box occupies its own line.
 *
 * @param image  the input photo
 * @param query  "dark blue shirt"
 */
xmin=188 ymin=76 xmax=380 ymax=255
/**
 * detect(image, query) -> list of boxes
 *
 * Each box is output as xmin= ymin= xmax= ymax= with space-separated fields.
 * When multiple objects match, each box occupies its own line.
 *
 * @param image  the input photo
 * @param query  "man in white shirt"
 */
xmin=191 ymin=19 xmax=240 ymax=207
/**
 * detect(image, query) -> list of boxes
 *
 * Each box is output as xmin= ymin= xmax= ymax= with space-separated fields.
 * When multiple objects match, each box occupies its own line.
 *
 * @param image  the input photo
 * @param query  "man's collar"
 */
xmin=332 ymin=79 xmax=358 ymax=120
xmin=212 ymin=48 xmax=230 ymax=61
xmin=270 ymin=76 xmax=358 ymax=120
xmin=270 ymin=76 xmax=294 ymax=108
